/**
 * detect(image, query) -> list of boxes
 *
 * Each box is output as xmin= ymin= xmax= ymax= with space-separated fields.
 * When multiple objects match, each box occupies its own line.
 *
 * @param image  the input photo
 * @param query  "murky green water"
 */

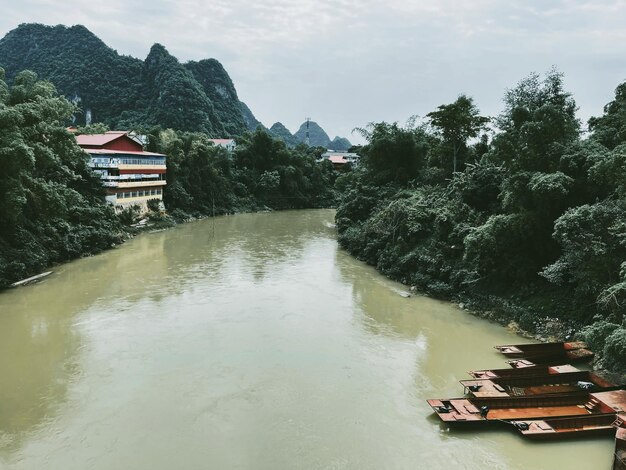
xmin=0 ymin=210 xmax=613 ymax=469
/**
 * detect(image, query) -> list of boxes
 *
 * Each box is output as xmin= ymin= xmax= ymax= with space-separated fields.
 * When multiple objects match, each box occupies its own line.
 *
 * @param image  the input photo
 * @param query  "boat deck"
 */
xmin=428 ymin=391 xmax=626 ymax=424
xmin=488 ymin=405 xmax=592 ymax=420
xmin=461 ymin=371 xmax=615 ymax=397
xmin=469 ymin=364 xmax=578 ymax=379
xmin=511 ymin=414 xmax=618 ymax=440
xmin=461 ymin=380 xmax=580 ymax=398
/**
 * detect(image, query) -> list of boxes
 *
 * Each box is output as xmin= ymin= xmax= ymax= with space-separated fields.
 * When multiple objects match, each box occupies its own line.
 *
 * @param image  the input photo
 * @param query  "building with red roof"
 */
xmin=320 ymin=151 xmax=360 ymax=170
xmin=76 ymin=131 xmax=167 ymax=211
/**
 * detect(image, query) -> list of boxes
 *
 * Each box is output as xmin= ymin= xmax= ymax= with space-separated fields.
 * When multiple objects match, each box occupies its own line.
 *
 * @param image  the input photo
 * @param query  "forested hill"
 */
xmin=0 ymin=23 xmax=258 ymax=136
xmin=0 ymin=24 xmax=355 ymax=146
xmin=268 ymin=120 xmax=352 ymax=149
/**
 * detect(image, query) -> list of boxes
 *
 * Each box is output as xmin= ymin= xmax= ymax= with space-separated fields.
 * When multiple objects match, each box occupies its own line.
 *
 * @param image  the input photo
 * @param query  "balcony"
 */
xmin=102 ymin=180 xmax=167 ymax=188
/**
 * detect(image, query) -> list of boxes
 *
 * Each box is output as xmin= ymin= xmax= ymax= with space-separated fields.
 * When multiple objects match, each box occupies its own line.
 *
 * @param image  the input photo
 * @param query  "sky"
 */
xmin=1 ymin=0 xmax=626 ymax=143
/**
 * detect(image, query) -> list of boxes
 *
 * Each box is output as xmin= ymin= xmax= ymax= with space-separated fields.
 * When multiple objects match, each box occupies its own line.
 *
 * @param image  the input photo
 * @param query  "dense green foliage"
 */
xmin=0 ymin=24 xmax=253 ymax=136
xmin=146 ymin=127 xmax=337 ymax=217
xmin=336 ymin=69 xmax=626 ymax=371
xmin=0 ymin=68 xmax=122 ymax=287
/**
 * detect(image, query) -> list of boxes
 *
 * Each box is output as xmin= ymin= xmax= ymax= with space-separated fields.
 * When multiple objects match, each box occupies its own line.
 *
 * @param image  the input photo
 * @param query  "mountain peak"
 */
xmin=294 ymin=120 xmax=331 ymax=147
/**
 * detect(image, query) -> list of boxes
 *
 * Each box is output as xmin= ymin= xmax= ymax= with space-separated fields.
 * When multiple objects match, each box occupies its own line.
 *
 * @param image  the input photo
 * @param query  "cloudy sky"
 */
xmin=1 ymin=0 xmax=625 ymax=142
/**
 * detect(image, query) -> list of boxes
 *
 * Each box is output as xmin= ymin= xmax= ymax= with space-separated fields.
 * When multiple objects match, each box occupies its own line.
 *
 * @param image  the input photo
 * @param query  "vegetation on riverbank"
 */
xmin=0 ymin=69 xmax=337 ymax=289
xmin=335 ymin=69 xmax=626 ymax=372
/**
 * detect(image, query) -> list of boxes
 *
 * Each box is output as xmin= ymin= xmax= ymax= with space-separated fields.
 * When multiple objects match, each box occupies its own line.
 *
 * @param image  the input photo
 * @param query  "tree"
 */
xmin=0 ymin=68 xmax=121 ymax=287
xmin=426 ymin=95 xmax=489 ymax=173
xmin=488 ymin=69 xmax=579 ymax=173
xmin=589 ymin=81 xmax=626 ymax=150
xmin=353 ymin=122 xmax=428 ymax=185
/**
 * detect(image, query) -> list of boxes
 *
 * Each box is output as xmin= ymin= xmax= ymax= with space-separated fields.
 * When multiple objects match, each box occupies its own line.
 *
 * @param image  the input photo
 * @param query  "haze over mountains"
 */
xmin=0 ymin=23 xmax=351 ymax=149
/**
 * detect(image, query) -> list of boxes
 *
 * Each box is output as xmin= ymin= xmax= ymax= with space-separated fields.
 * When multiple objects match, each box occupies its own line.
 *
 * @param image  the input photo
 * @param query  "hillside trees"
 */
xmin=589 ymin=82 xmax=626 ymax=149
xmin=336 ymin=69 xmax=626 ymax=371
xmin=352 ymin=122 xmax=430 ymax=185
xmin=465 ymin=70 xmax=581 ymax=284
xmin=146 ymin=127 xmax=337 ymax=217
xmin=0 ymin=68 xmax=121 ymax=287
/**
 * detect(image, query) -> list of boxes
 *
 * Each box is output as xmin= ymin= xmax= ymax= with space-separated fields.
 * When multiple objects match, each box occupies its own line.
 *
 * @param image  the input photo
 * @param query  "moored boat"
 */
xmin=427 ymin=390 xmax=626 ymax=425
xmin=495 ymin=341 xmax=587 ymax=357
xmin=461 ymin=371 xmax=618 ymax=398
xmin=511 ymin=414 xmax=618 ymax=440
xmin=615 ymin=424 xmax=626 ymax=470
xmin=494 ymin=341 xmax=593 ymax=364
xmin=469 ymin=364 xmax=579 ymax=379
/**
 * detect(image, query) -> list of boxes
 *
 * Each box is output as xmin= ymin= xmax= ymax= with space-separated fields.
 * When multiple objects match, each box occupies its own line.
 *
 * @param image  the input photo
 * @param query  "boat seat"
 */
xmin=464 ymin=404 xmax=479 ymax=414
xmin=536 ymin=421 xmax=553 ymax=431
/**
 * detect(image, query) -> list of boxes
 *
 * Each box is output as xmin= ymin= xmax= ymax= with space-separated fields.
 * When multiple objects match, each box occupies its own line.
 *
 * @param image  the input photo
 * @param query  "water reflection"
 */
xmin=0 ymin=282 xmax=82 ymax=454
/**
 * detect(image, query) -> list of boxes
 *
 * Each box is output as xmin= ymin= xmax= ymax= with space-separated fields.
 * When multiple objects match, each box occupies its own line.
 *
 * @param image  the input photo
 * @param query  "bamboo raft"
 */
xmin=427 ymin=390 xmax=626 ymax=425
xmin=461 ymin=371 xmax=618 ymax=398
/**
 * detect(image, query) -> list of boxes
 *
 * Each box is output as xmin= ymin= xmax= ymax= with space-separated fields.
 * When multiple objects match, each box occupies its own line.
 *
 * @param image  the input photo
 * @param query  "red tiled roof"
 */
xmin=328 ymin=155 xmax=348 ymax=164
xmin=208 ymin=139 xmax=235 ymax=144
xmin=82 ymin=149 xmax=166 ymax=157
xmin=75 ymin=133 xmax=128 ymax=146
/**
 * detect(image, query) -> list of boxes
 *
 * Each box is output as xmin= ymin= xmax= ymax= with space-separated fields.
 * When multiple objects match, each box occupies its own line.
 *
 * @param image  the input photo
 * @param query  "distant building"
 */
xmin=76 ymin=131 xmax=167 ymax=211
xmin=208 ymin=138 xmax=236 ymax=152
xmin=320 ymin=151 xmax=360 ymax=169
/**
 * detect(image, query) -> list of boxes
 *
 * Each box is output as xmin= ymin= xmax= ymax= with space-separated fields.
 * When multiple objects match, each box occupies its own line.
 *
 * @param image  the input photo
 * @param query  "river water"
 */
xmin=0 ymin=209 xmax=613 ymax=469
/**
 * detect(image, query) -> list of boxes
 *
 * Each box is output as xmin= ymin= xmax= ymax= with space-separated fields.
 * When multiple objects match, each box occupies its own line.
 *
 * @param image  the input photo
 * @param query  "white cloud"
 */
xmin=1 ymin=0 xmax=626 ymax=141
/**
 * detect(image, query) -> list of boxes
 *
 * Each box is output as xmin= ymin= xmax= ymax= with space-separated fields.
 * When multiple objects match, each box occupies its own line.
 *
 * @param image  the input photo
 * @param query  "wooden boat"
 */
xmin=469 ymin=364 xmax=579 ymax=379
xmin=461 ymin=371 xmax=618 ymax=398
xmin=494 ymin=341 xmax=594 ymax=363
xmin=495 ymin=341 xmax=587 ymax=357
xmin=511 ymin=414 xmax=619 ymax=440
xmin=615 ymin=423 xmax=626 ymax=470
xmin=427 ymin=390 xmax=626 ymax=425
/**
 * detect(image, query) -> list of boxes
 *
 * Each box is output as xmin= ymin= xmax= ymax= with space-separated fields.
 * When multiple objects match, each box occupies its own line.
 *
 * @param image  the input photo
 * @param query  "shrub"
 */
xmin=602 ymin=327 xmax=626 ymax=370
xmin=579 ymin=320 xmax=620 ymax=353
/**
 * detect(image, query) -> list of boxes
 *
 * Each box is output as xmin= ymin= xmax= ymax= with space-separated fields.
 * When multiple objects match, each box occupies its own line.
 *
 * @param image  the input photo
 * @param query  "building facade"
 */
xmin=76 ymin=131 xmax=167 ymax=211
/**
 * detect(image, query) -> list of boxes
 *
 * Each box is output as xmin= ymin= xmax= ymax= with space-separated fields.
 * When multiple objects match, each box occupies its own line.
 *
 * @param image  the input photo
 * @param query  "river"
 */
xmin=0 ymin=209 xmax=613 ymax=469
